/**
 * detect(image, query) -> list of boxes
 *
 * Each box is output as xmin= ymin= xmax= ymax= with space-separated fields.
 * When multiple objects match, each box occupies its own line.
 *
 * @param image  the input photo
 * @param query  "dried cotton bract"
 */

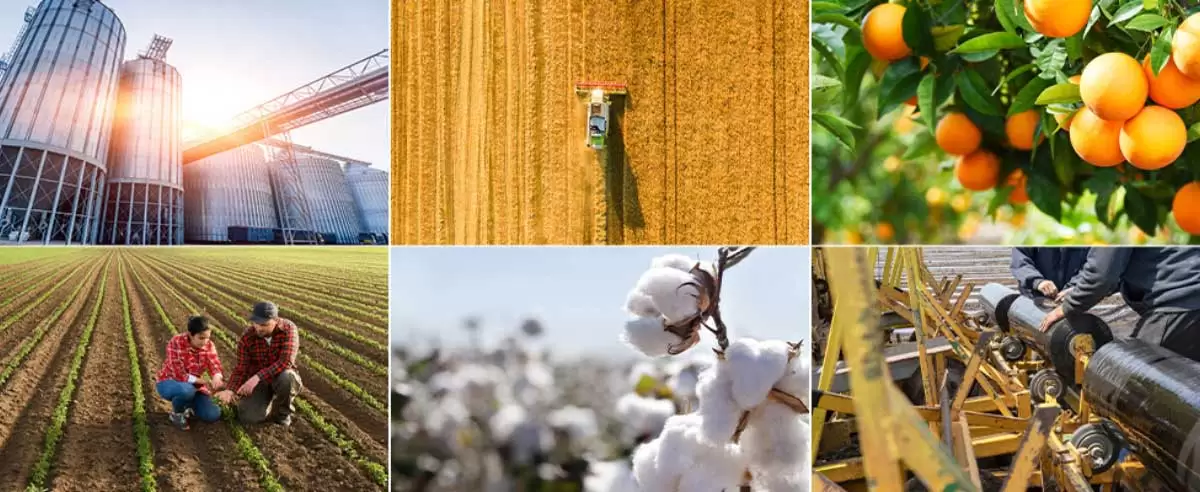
xmin=622 ymin=254 xmax=715 ymax=357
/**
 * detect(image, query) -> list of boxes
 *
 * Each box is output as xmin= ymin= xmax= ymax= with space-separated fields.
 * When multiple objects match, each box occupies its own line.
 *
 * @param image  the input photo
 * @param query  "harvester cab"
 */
xmin=575 ymin=82 xmax=627 ymax=150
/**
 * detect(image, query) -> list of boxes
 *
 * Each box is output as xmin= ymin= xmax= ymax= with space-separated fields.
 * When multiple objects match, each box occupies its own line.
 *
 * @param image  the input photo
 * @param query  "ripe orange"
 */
xmin=1024 ymin=0 xmax=1091 ymax=38
xmin=1069 ymin=107 xmax=1126 ymax=167
xmin=1007 ymin=170 xmax=1030 ymax=205
xmin=1173 ymin=14 xmax=1200 ymax=78
xmin=1080 ymin=53 xmax=1149 ymax=121
xmin=1143 ymin=55 xmax=1200 ymax=109
xmin=936 ymin=113 xmax=983 ymax=156
xmin=955 ymin=150 xmax=1001 ymax=191
xmin=1173 ymin=182 xmax=1200 ymax=234
xmin=1119 ymin=106 xmax=1186 ymax=170
xmin=1006 ymin=111 xmax=1042 ymax=150
xmin=863 ymin=4 xmax=911 ymax=61
xmin=876 ymin=223 xmax=895 ymax=241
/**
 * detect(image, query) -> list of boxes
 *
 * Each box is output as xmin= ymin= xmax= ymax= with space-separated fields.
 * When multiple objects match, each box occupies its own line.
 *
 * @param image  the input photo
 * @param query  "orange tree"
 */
xmin=813 ymin=0 xmax=1200 ymax=244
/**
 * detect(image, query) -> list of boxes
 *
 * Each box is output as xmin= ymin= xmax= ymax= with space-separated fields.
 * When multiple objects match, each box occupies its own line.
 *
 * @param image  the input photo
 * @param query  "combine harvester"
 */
xmin=575 ymin=82 xmax=626 ymax=150
xmin=812 ymin=247 xmax=1198 ymax=491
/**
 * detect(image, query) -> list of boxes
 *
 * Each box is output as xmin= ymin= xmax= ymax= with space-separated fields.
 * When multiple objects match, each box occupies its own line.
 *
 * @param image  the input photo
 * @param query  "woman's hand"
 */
xmin=210 ymin=374 xmax=225 ymax=390
xmin=215 ymin=390 xmax=235 ymax=405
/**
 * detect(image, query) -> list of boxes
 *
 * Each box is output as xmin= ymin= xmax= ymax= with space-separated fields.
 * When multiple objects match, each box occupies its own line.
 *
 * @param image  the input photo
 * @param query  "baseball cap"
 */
xmin=250 ymin=301 xmax=279 ymax=324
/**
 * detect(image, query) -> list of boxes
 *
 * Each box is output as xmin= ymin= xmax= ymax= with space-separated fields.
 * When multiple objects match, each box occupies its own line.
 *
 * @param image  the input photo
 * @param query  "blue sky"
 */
xmin=0 ymin=0 xmax=388 ymax=169
xmin=390 ymin=247 xmax=813 ymax=358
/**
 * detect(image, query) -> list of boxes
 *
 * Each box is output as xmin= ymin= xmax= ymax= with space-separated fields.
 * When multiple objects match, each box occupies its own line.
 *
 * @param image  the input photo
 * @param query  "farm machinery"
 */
xmin=811 ymin=247 xmax=1199 ymax=491
xmin=575 ymin=82 xmax=627 ymax=150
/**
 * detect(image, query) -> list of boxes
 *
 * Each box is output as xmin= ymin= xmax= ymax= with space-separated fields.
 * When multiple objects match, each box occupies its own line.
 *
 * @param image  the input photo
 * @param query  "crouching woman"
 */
xmin=156 ymin=315 xmax=225 ymax=430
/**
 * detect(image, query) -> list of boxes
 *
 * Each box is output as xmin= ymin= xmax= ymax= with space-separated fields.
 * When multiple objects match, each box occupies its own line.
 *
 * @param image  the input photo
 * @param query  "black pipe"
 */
xmin=1084 ymin=339 xmax=1200 ymax=491
xmin=978 ymin=283 xmax=1113 ymax=382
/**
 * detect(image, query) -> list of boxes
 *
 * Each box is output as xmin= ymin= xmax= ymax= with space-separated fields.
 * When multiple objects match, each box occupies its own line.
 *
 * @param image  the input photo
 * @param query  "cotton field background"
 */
xmin=389 ymin=247 xmax=813 ymax=492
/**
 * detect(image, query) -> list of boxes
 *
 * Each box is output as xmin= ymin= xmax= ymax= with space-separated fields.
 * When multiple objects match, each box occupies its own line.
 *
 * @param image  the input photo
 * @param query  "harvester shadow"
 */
xmin=603 ymin=97 xmax=646 ymax=239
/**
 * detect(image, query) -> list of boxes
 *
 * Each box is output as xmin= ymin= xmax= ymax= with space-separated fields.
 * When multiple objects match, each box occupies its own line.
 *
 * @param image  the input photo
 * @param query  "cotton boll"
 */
xmin=725 ymin=339 xmax=790 ymax=410
xmin=622 ymin=316 xmax=677 ymax=357
xmin=626 ymin=288 xmax=661 ymax=318
xmin=749 ymin=467 xmax=809 ymax=492
xmin=740 ymin=402 xmax=810 ymax=469
xmin=677 ymin=443 xmax=747 ymax=492
xmin=489 ymin=404 xmax=528 ymax=443
xmin=632 ymin=439 xmax=674 ymax=491
xmin=631 ymin=267 xmax=701 ymax=324
xmin=695 ymin=367 xmax=740 ymax=443
xmin=671 ymin=367 xmax=700 ymax=399
xmin=774 ymin=351 xmax=812 ymax=410
xmin=616 ymin=393 xmax=676 ymax=441
xmin=585 ymin=460 xmax=640 ymax=492
xmin=652 ymin=254 xmax=699 ymax=272
xmin=548 ymin=405 xmax=599 ymax=442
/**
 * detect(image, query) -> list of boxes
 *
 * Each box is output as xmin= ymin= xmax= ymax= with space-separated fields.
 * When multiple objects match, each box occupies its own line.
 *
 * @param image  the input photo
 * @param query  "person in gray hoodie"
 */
xmin=1040 ymin=248 xmax=1200 ymax=362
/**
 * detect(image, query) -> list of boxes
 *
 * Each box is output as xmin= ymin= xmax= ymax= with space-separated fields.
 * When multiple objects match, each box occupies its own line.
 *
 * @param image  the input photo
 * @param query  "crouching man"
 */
xmin=215 ymin=301 xmax=303 ymax=426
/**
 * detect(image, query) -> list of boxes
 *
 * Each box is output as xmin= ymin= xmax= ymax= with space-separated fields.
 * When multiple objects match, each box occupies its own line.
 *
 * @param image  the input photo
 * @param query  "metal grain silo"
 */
xmin=343 ymin=161 xmax=387 ymax=237
xmin=0 ymin=0 xmax=126 ymax=244
xmin=183 ymin=144 xmax=279 ymax=242
xmin=274 ymin=155 xmax=359 ymax=244
xmin=103 ymin=36 xmax=183 ymax=245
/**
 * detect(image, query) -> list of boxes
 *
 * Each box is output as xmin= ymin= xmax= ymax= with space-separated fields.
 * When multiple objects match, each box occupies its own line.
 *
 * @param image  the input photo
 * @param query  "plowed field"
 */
xmin=392 ymin=0 xmax=809 ymax=245
xmin=0 ymin=247 xmax=387 ymax=491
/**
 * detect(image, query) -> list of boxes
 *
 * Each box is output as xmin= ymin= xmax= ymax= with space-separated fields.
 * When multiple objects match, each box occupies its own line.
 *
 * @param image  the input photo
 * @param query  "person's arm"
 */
xmin=1011 ymin=248 xmax=1046 ymax=293
xmin=205 ymin=342 xmax=224 ymax=381
xmin=1061 ymin=248 xmax=1091 ymax=291
xmin=254 ymin=323 xmax=299 ymax=382
xmin=228 ymin=335 xmax=250 ymax=390
xmin=1062 ymin=249 xmax=1132 ymax=315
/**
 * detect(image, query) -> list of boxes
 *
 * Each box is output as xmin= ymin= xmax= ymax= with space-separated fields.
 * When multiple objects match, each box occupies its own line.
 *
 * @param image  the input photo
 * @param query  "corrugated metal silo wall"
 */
xmin=282 ymin=155 xmax=361 ymax=244
xmin=391 ymin=0 xmax=809 ymax=245
xmin=344 ymin=162 xmax=388 ymax=234
xmin=103 ymin=56 xmax=183 ymax=245
xmin=183 ymin=144 xmax=278 ymax=242
xmin=0 ymin=0 xmax=126 ymax=244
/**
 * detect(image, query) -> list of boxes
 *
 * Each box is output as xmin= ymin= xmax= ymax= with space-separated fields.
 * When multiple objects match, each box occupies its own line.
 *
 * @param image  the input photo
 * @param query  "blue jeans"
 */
xmin=155 ymin=380 xmax=221 ymax=422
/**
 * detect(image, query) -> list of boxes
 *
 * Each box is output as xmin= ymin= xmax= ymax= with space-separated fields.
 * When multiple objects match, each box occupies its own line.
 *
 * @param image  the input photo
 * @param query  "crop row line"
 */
xmin=200 ymin=261 xmax=388 ymax=321
xmin=192 ymin=259 xmax=388 ymax=310
xmin=141 ymin=255 xmax=386 ymax=338
xmin=163 ymin=255 xmax=387 ymax=299
xmin=0 ymin=262 xmax=84 ymax=336
xmin=0 ymin=259 xmax=100 ymax=389
xmin=118 ymin=258 xmax=157 ymax=492
xmin=0 ymin=258 xmax=73 ymax=301
xmin=129 ymin=257 xmax=387 ymax=483
xmin=26 ymin=257 xmax=110 ymax=490
xmin=139 ymin=256 xmax=387 ymax=353
xmin=125 ymin=260 xmax=284 ymax=492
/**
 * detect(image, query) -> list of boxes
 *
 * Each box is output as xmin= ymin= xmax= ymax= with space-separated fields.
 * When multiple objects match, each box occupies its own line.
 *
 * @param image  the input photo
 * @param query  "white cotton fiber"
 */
xmin=548 ymin=405 xmax=599 ymax=442
xmin=585 ymin=460 xmax=640 ymax=492
xmin=671 ymin=367 xmax=700 ymax=399
xmin=626 ymin=288 xmax=661 ymax=318
xmin=630 ymin=267 xmax=701 ymax=324
xmin=695 ymin=367 xmax=740 ymax=443
xmin=622 ymin=316 xmax=677 ymax=357
xmin=774 ymin=352 xmax=812 ymax=410
xmin=748 ymin=467 xmax=809 ymax=492
xmin=489 ymin=404 xmax=528 ymax=442
xmin=725 ymin=339 xmax=791 ymax=410
xmin=740 ymin=402 xmax=810 ymax=469
xmin=616 ymin=393 xmax=676 ymax=440
xmin=652 ymin=254 xmax=699 ymax=272
xmin=632 ymin=438 xmax=673 ymax=491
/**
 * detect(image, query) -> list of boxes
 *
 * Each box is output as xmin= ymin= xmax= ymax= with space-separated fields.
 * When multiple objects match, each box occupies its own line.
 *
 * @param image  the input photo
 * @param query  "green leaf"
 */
xmin=812 ymin=1 xmax=846 ymax=13
xmin=814 ymin=13 xmax=860 ymax=30
xmin=814 ymin=74 xmax=842 ymax=90
xmin=813 ymin=112 xmax=858 ymax=151
xmin=1189 ymin=122 xmax=1200 ymax=143
xmin=878 ymin=60 xmax=923 ymax=117
xmin=1028 ymin=172 xmax=1064 ymax=220
xmin=933 ymin=25 xmax=967 ymax=51
xmin=1010 ymin=77 xmax=1054 ymax=116
xmin=989 ymin=187 xmax=1014 ymax=215
xmin=994 ymin=63 xmax=1037 ymax=95
xmin=1034 ymin=39 xmax=1068 ymax=80
xmin=919 ymin=73 xmax=937 ymax=131
xmin=1112 ymin=2 xmax=1145 ymax=24
xmin=1035 ymin=83 xmax=1083 ymax=105
xmin=1052 ymin=137 xmax=1077 ymax=185
xmin=954 ymin=32 xmax=1028 ymax=53
xmin=1124 ymin=185 xmax=1161 ymax=233
xmin=902 ymin=5 xmax=936 ymax=56
xmin=842 ymin=50 xmax=872 ymax=112
xmin=1152 ymin=27 xmax=1175 ymax=76
xmin=902 ymin=131 xmax=940 ymax=160
xmin=1085 ymin=169 xmax=1119 ymax=226
xmin=1144 ymin=0 xmax=1159 ymax=9
xmin=955 ymin=71 xmax=1004 ymax=116
xmin=1125 ymin=13 xmax=1170 ymax=31
xmin=996 ymin=0 xmax=1019 ymax=34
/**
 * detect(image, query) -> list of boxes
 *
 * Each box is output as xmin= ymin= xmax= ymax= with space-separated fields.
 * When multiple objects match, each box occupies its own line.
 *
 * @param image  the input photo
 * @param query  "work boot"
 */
xmin=169 ymin=411 xmax=190 ymax=430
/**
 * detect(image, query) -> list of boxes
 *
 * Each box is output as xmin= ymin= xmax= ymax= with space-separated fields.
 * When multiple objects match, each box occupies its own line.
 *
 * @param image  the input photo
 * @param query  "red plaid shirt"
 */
xmin=229 ymin=318 xmax=300 ymax=390
xmin=157 ymin=333 xmax=224 ymax=395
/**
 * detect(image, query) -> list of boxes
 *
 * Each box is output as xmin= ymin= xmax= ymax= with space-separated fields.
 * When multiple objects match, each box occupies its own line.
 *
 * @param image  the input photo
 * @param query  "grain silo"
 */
xmin=343 ymin=161 xmax=387 ymax=238
xmin=0 ymin=0 xmax=126 ymax=244
xmin=273 ymin=155 xmax=359 ymax=244
xmin=103 ymin=36 xmax=183 ymax=245
xmin=183 ymin=144 xmax=279 ymax=242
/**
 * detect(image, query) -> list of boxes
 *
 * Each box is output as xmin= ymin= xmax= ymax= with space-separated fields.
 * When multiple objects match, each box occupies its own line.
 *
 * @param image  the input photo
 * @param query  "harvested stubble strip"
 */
xmin=140 ymin=259 xmax=387 ymax=485
xmin=128 ymin=263 xmax=284 ymax=492
xmin=118 ymin=259 xmax=157 ymax=492
xmin=0 ymin=259 xmax=101 ymax=389
xmin=27 ymin=259 xmax=110 ymax=489
xmin=143 ymin=255 xmax=386 ymax=338
xmin=0 ymin=260 xmax=87 ymax=335
xmin=139 ymin=256 xmax=387 ymax=352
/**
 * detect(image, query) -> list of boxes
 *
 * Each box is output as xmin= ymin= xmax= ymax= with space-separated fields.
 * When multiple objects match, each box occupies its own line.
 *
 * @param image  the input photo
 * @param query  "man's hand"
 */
xmin=215 ymin=390 xmax=235 ymax=405
xmin=1041 ymin=305 xmax=1066 ymax=332
xmin=237 ymin=375 xmax=260 ymax=396
xmin=1037 ymin=280 xmax=1059 ymax=297
xmin=210 ymin=374 xmax=225 ymax=391
xmin=1055 ymin=288 xmax=1072 ymax=304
